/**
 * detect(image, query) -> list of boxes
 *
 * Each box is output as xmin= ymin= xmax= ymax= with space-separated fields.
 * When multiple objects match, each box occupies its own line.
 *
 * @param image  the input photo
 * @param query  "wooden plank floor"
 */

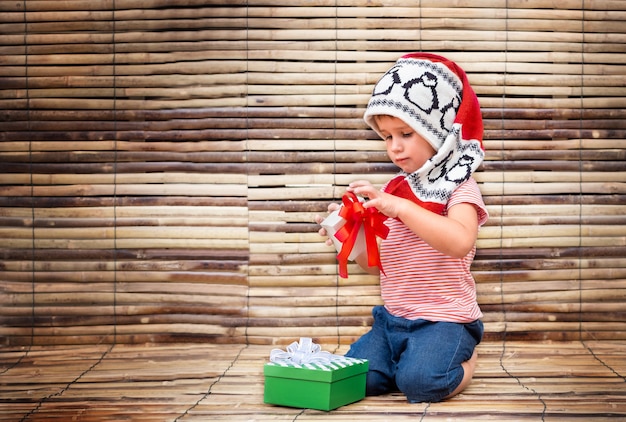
xmin=1 ymin=341 xmax=625 ymax=421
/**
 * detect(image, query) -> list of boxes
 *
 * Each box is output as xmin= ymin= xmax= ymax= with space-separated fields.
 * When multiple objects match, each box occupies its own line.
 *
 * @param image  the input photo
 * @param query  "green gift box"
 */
xmin=263 ymin=338 xmax=368 ymax=411
xmin=264 ymin=357 xmax=368 ymax=411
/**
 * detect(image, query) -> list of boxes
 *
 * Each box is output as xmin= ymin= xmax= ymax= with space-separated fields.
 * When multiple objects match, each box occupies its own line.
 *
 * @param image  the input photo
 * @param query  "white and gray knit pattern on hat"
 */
xmin=364 ymin=57 xmax=463 ymax=151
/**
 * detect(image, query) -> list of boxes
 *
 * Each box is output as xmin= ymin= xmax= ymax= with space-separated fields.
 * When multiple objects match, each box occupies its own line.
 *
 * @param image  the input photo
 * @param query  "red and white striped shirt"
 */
xmin=380 ymin=177 xmax=488 ymax=323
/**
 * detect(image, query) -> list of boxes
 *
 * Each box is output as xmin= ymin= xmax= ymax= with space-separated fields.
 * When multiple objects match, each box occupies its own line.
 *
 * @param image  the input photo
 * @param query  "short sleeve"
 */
xmin=447 ymin=177 xmax=489 ymax=227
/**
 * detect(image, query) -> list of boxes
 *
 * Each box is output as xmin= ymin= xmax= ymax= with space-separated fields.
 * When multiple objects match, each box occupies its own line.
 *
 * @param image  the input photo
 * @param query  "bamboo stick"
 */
xmin=2 ymin=238 xmax=250 ymax=250
xmin=0 ymin=173 xmax=247 ymax=186
xmin=2 ymin=55 xmax=624 ymax=78
xmin=9 ymin=16 xmax=621 ymax=37
xmin=1 ymin=226 xmax=250 ymax=241
xmin=0 ymin=0 xmax=623 ymax=12
xmin=4 ymin=6 xmax=607 ymax=23
xmin=0 ymin=205 xmax=248 ymax=219
xmin=0 ymin=258 xmax=247 ymax=272
xmin=0 ymin=184 xmax=248 ymax=197
xmin=0 ymin=195 xmax=248 ymax=208
xmin=1 ymin=105 xmax=622 ymax=126
xmin=0 ymin=0 xmax=216 ymax=12
xmin=0 ymin=105 xmax=620 ymax=121
xmin=4 ymin=37 xmax=625 ymax=60
xmin=9 ymin=268 xmax=239 ymax=286
xmin=3 ymin=83 xmax=626 ymax=101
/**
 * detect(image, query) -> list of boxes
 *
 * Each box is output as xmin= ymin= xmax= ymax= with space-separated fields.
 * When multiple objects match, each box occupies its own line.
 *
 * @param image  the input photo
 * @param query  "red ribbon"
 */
xmin=334 ymin=192 xmax=389 ymax=278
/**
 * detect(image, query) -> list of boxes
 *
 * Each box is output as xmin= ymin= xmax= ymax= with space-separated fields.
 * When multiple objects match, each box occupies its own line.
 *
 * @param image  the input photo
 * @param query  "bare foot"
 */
xmin=445 ymin=349 xmax=478 ymax=399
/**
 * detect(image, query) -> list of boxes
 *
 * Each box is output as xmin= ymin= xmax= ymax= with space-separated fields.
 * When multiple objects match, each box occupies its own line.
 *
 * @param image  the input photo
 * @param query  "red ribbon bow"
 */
xmin=334 ymin=192 xmax=390 ymax=278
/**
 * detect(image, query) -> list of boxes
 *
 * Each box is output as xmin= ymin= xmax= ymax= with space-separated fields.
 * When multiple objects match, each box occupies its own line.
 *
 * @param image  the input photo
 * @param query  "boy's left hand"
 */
xmin=347 ymin=180 xmax=405 ymax=219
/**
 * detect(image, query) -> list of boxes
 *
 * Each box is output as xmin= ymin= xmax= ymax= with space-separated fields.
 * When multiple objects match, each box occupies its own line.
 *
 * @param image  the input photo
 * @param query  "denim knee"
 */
xmin=395 ymin=360 xmax=463 ymax=403
xmin=346 ymin=306 xmax=483 ymax=403
xmin=346 ymin=306 xmax=397 ymax=396
xmin=365 ymin=369 xmax=396 ymax=396
xmin=391 ymin=318 xmax=483 ymax=403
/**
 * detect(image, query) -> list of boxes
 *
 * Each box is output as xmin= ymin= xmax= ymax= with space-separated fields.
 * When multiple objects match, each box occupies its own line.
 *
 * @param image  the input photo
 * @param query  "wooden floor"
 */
xmin=1 ymin=341 xmax=625 ymax=421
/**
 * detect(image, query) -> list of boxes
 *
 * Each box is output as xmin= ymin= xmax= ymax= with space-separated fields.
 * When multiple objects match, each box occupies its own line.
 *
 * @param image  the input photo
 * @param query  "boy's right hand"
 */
xmin=315 ymin=202 xmax=341 ymax=246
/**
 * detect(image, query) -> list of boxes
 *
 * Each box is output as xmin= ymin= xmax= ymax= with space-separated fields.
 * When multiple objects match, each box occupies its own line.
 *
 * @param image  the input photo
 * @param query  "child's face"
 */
xmin=374 ymin=115 xmax=436 ymax=173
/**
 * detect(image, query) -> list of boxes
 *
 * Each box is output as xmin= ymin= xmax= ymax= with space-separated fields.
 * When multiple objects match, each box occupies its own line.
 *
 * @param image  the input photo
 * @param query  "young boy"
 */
xmin=316 ymin=53 xmax=488 ymax=403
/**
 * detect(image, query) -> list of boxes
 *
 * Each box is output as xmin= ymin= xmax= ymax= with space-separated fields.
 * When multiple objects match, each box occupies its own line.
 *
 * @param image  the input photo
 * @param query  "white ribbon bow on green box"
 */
xmin=269 ymin=337 xmax=347 ymax=367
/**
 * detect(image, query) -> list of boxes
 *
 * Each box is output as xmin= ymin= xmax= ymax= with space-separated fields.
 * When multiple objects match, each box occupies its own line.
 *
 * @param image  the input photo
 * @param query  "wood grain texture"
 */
xmin=0 ymin=341 xmax=624 ymax=421
xmin=0 ymin=0 xmax=624 ymax=347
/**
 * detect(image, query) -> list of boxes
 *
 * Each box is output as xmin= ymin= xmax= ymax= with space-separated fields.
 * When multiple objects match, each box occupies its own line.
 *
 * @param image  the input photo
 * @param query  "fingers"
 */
xmin=315 ymin=216 xmax=330 ymax=239
xmin=328 ymin=202 xmax=340 ymax=212
xmin=315 ymin=202 xmax=340 ymax=224
xmin=347 ymin=180 xmax=373 ymax=192
xmin=349 ymin=184 xmax=378 ymax=201
xmin=317 ymin=225 xmax=334 ymax=247
xmin=315 ymin=202 xmax=340 ymax=247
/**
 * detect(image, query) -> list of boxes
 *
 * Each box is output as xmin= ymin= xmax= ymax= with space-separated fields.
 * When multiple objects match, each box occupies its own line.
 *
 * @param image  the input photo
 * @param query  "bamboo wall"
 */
xmin=1 ymin=0 xmax=625 ymax=346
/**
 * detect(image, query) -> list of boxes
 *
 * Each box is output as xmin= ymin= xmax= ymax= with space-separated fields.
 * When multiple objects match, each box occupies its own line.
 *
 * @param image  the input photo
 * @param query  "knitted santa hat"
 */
xmin=364 ymin=53 xmax=485 ymax=215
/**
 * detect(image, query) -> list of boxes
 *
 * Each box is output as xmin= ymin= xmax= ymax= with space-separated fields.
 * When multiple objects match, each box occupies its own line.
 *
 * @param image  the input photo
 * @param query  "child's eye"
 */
xmin=402 ymin=132 xmax=413 ymax=138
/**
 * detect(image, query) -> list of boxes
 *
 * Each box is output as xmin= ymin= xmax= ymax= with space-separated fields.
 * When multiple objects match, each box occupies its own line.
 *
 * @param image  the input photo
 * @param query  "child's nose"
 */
xmin=390 ymin=136 xmax=403 ymax=151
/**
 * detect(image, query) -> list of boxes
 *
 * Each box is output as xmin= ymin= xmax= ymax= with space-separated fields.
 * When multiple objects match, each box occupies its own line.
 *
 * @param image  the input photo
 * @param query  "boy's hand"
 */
xmin=347 ymin=180 xmax=405 ymax=219
xmin=315 ymin=202 xmax=341 ymax=246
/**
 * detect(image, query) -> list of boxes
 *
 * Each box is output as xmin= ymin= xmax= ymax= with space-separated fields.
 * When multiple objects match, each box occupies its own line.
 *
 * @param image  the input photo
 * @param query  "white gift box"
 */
xmin=321 ymin=208 xmax=366 ymax=261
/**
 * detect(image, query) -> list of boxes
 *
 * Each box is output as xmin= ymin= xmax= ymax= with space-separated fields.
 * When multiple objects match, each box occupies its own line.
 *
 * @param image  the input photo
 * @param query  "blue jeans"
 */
xmin=345 ymin=305 xmax=484 ymax=403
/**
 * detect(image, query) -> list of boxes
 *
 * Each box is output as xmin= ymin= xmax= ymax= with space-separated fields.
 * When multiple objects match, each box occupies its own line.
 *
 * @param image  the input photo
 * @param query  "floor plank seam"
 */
xmin=18 ymin=343 xmax=115 ymax=422
xmin=581 ymin=339 xmax=626 ymax=383
xmin=173 ymin=343 xmax=249 ymax=421
xmin=498 ymin=338 xmax=547 ymax=421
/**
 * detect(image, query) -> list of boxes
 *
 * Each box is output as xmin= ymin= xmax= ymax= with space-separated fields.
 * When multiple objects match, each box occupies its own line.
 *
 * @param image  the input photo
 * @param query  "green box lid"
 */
xmin=264 ymin=358 xmax=368 ymax=383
